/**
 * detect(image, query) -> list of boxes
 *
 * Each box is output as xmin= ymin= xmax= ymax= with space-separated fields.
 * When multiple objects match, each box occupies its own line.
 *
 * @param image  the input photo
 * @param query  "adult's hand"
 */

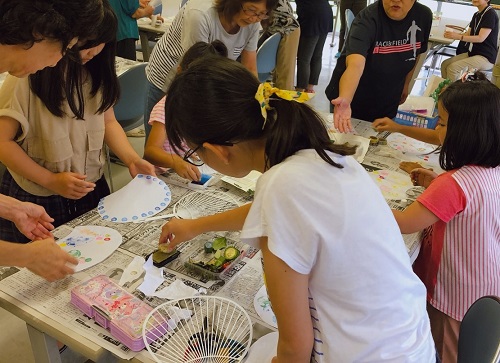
xmin=158 ymin=218 xmax=201 ymax=253
xmin=25 ymin=239 xmax=78 ymax=282
xmin=12 ymin=202 xmax=54 ymax=240
xmin=48 ymin=172 xmax=95 ymax=200
xmin=331 ymin=97 xmax=353 ymax=133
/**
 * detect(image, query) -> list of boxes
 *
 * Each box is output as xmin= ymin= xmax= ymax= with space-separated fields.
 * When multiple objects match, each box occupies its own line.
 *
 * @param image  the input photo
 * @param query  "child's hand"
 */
xmin=49 ymin=172 xmax=95 ymax=199
xmin=410 ymin=168 xmax=438 ymax=188
xmin=159 ymin=218 xmax=201 ymax=253
xmin=128 ymin=158 xmax=156 ymax=178
xmin=173 ymin=158 xmax=201 ymax=181
xmin=373 ymin=117 xmax=400 ymax=133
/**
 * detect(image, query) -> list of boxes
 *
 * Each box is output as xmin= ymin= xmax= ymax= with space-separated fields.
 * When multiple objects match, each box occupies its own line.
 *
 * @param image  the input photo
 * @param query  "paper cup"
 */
xmin=151 ymin=14 xmax=158 ymax=26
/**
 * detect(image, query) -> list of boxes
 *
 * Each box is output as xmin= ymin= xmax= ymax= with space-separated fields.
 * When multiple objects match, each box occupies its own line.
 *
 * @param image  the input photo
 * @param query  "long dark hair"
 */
xmin=165 ymin=57 xmax=355 ymax=170
xmin=438 ymin=75 xmax=500 ymax=170
xmin=28 ymin=0 xmax=119 ymax=119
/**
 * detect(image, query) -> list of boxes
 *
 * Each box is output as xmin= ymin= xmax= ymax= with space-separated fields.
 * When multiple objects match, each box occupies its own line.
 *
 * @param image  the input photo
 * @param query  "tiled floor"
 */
xmin=0 ymin=30 xmax=438 ymax=362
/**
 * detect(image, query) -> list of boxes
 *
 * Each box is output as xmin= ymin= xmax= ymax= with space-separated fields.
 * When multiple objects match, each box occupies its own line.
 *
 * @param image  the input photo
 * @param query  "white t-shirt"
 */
xmin=241 ymin=149 xmax=435 ymax=362
xmin=146 ymin=0 xmax=260 ymax=91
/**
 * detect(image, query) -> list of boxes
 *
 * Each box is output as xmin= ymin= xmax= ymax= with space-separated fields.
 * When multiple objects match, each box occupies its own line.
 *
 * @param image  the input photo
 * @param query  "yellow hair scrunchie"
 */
xmin=255 ymin=82 xmax=314 ymax=129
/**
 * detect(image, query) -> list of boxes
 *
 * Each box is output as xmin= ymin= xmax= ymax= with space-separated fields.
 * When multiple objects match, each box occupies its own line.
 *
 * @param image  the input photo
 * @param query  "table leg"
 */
xmin=26 ymin=324 xmax=62 ymax=363
xmin=139 ymin=31 xmax=150 ymax=62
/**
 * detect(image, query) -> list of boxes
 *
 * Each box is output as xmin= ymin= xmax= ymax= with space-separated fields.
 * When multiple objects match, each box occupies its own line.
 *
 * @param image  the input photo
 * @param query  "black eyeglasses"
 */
xmin=183 ymin=145 xmax=204 ymax=166
xmin=241 ymin=6 xmax=269 ymax=20
xmin=183 ymin=142 xmax=234 ymax=167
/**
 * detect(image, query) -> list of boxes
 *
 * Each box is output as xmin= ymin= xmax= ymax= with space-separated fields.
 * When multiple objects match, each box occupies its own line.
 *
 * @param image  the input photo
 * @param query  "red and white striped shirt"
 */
xmin=415 ymin=165 xmax=500 ymax=320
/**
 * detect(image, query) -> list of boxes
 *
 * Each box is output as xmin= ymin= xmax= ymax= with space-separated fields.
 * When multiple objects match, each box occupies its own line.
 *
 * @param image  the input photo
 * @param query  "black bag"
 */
xmin=456 ymin=40 xmax=469 ymax=55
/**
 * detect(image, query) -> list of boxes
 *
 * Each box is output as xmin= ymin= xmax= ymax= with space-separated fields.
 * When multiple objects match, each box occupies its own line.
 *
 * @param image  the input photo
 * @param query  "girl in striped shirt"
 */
xmin=393 ymin=77 xmax=500 ymax=363
xmin=144 ymin=40 xmax=228 ymax=180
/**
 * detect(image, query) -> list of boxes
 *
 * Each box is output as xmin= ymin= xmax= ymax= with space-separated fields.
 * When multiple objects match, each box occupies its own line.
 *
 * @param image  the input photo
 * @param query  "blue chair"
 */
xmin=107 ymin=62 xmax=149 ymax=190
xmin=256 ymin=32 xmax=282 ymax=83
xmin=457 ymin=295 xmax=500 ymax=363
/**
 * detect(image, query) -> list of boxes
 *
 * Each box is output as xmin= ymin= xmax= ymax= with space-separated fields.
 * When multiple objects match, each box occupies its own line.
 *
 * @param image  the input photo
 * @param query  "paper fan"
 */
xmin=369 ymin=170 xmax=414 ymax=200
xmin=253 ymin=285 xmax=277 ymax=328
xmin=135 ymin=190 xmax=241 ymax=223
xmin=98 ymin=174 xmax=171 ymax=223
xmin=143 ymin=296 xmax=253 ymax=363
xmin=386 ymin=133 xmax=436 ymax=155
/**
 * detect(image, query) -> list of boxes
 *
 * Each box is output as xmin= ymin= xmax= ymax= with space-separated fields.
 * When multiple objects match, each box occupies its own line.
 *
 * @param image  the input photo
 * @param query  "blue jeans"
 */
xmin=143 ymin=79 xmax=165 ymax=143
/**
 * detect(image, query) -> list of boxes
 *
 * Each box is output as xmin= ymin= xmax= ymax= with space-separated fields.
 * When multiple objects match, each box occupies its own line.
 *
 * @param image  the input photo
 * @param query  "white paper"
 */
xmin=98 ymin=174 xmax=171 ymax=223
xmin=221 ymin=170 xmax=262 ymax=193
xmin=137 ymin=255 xmax=164 ymax=296
xmin=118 ymin=256 xmax=145 ymax=286
xmin=328 ymin=131 xmax=370 ymax=163
xmin=153 ymin=278 xmax=199 ymax=299
xmin=245 ymin=332 xmax=279 ymax=363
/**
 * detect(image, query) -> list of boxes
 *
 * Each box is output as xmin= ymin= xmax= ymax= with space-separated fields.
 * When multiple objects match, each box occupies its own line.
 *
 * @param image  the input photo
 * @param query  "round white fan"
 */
xmin=174 ymin=191 xmax=240 ymax=219
xmin=137 ymin=191 xmax=241 ymax=223
xmin=143 ymin=296 xmax=253 ymax=363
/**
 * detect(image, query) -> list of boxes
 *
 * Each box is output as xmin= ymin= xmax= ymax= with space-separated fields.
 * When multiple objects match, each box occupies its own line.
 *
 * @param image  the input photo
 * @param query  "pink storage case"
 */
xmin=71 ymin=275 xmax=168 ymax=351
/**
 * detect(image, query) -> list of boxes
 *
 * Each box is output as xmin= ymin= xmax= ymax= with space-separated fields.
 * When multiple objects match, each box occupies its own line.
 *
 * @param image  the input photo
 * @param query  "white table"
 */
xmin=137 ymin=18 xmax=172 ymax=61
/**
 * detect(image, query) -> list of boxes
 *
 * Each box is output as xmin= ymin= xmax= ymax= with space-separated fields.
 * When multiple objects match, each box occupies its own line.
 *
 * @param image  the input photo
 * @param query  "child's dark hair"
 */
xmin=165 ymin=57 xmax=355 ymax=170
xmin=28 ymin=0 xmax=119 ymax=119
xmin=438 ymin=73 xmax=500 ymax=170
xmin=179 ymin=40 xmax=228 ymax=70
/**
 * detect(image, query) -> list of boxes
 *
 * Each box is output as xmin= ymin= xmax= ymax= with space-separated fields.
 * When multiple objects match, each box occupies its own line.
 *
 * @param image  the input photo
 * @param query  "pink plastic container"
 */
xmin=71 ymin=275 xmax=168 ymax=351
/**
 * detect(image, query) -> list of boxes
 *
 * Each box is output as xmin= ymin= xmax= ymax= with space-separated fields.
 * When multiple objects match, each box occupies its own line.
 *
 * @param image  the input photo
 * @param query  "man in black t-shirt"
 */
xmin=325 ymin=0 xmax=432 ymax=132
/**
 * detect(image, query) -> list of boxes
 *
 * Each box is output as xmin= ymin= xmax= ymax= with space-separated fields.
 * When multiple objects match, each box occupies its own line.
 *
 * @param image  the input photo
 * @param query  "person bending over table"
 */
xmin=145 ymin=41 xmax=228 ymax=180
xmin=143 ymin=0 xmax=278 ymax=140
xmin=325 ymin=0 xmax=432 ymax=133
xmin=392 ymin=75 xmax=500 ymax=363
xmin=440 ymin=0 xmax=498 ymax=81
xmin=156 ymin=57 xmax=437 ymax=362
xmin=0 ymin=2 xmax=155 ymax=245
xmin=0 ymin=0 xmax=106 ymax=281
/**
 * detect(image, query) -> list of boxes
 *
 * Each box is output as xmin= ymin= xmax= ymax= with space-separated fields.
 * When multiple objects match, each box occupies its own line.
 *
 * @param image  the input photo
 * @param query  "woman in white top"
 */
xmin=156 ymin=57 xmax=437 ymax=362
xmin=143 ymin=0 xmax=278 ymax=139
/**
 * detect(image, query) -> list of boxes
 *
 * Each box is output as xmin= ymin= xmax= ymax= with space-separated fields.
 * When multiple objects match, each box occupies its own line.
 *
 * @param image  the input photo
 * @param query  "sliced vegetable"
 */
xmin=224 ymin=246 xmax=240 ymax=261
xmin=212 ymin=237 xmax=227 ymax=251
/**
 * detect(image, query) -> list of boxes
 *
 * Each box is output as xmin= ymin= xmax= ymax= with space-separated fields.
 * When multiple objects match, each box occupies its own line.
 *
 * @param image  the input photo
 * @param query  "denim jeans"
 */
xmin=143 ymin=79 xmax=165 ymax=142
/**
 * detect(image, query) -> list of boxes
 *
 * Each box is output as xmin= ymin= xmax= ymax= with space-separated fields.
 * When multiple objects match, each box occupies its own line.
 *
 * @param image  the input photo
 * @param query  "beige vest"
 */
xmin=0 ymin=75 xmax=106 ymax=196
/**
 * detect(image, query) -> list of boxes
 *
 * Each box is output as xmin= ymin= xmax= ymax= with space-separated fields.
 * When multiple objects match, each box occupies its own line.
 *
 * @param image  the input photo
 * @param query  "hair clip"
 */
xmin=255 ymin=82 xmax=313 ymax=129
xmin=459 ymin=67 xmax=479 ymax=82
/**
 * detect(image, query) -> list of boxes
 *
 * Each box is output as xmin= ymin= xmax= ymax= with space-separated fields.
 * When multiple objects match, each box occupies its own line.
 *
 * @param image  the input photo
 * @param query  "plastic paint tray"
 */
xmin=393 ymin=109 xmax=439 ymax=129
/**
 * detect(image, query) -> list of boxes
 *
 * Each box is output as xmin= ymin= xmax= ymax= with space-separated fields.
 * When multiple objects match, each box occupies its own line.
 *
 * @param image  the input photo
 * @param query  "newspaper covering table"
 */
xmin=0 ymin=117 xmax=437 ymax=360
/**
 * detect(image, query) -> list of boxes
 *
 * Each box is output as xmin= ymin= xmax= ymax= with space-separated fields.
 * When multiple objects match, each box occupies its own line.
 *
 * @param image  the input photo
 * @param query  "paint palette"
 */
xmin=98 ymin=174 xmax=171 ymax=223
xmin=369 ymin=169 xmax=414 ymax=200
xmin=387 ymin=133 xmax=436 ymax=155
xmin=57 ymin=226 xmax=122 ymax=272
xmin=253 ymin=285 xmax=277 ymax=328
